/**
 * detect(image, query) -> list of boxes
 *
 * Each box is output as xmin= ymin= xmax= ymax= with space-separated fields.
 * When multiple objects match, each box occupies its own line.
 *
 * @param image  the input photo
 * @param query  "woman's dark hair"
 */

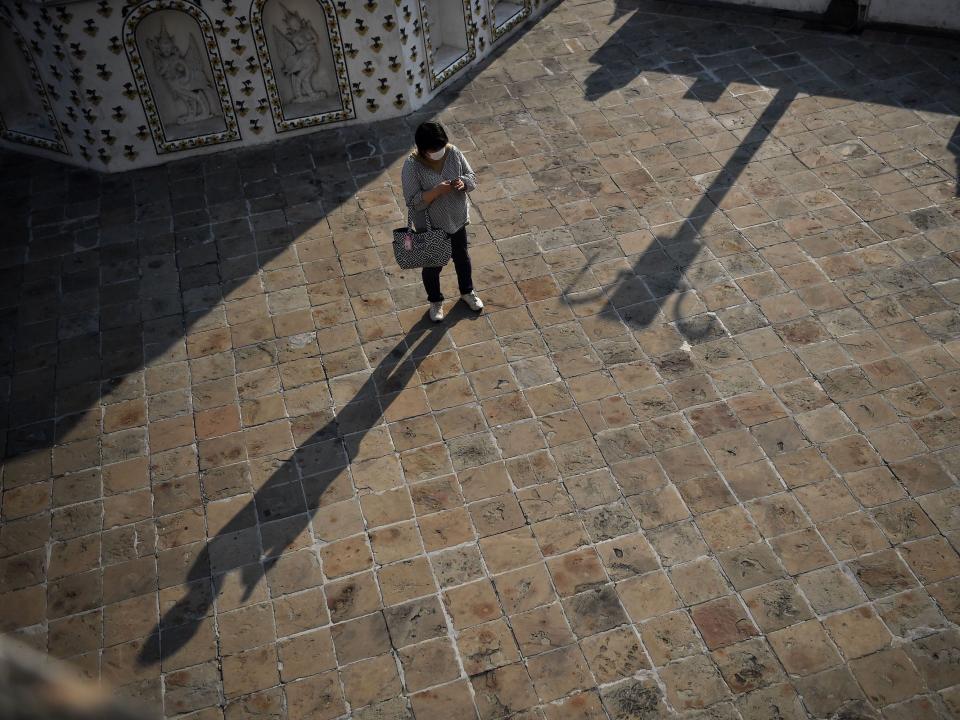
xmin=414 ymin=121 xmax=448 ymax=154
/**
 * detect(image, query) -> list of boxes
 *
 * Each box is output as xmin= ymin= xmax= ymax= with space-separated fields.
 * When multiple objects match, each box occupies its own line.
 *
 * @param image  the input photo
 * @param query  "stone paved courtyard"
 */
xmin=2 ymin=0 xmax=960 ymax=718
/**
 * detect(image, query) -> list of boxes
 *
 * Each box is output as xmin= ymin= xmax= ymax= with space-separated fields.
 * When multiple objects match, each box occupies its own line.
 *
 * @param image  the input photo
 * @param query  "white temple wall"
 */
xmin=0 ymin=0 xmax=558 ymax=171
xmin=680 ymin=0 xmax=960 ymax=31
xmin=2 ymin=0 xmax=956 ymax=173
xmin=866 ymin=0 xmax=960 ymax=32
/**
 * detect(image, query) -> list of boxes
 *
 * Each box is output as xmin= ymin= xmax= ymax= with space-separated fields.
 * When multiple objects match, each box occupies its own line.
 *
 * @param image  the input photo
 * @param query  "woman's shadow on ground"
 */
xmin=953 ymin=123 xmax=960 ymax=197
xmin=140 ymin=306 xmax=473 ymax=665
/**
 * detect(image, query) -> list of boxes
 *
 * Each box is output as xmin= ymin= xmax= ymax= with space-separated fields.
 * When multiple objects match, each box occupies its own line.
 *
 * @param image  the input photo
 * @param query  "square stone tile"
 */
xmin=410 ymin=680 xmax=478 ymax=719
xmin=640 ymin=611 xmax=705 ymax=666
xmin=384 ymin=596 xmax=447 ymax=648
xmin=791 ymin=666 xmax=867 ymax=718
xmin=823 ymin=605 xmax=892 ymax=660
xmin=691 ymin=596 xmax=759 ymax=650
xmin=669 ymin=557 xmax=730 ymax=605
xmin=493 ymin=563 xmax=556 ymax=615
xmin=470 ymin=663 xmax=538 ymax=720
xmin=448 ymin=606 xmax=517 ymax=677
xmin=659 ymin=654 xmax=731 ymax=710
xmin=526 ymin=644 xmax=594 ymax=702
xmin=579 ymin=626 xmax=649 ymax=683
xmin=399 ymin=637 xmax=461 ymax=692
xmin=767 ymin=620 xmax=842 ymax=676
xmin=444 ymin=579 xmax=502 ymax=630
xmin=617 ymin=571 xmax=680 ymax=623
xmin=511 ymin=602 xmax=575 ymax=658
xmin=849 ymin=648 xmax=924 ymax=706
xmin=712 ymin=638 xmax=786 ymax=694
xmin=341 ymin=653 xmax=402 ymax=709
xmin=284 ymin=671 xmax=346 ymax=720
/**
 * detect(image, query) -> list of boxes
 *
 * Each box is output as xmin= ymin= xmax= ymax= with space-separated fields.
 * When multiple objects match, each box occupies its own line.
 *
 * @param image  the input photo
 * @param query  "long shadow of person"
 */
xmin=609 ymin=88 xmax=796 ymax=340
xmin=0 ymin=0 xmax=560 ymax=484
xmin=952 ymin=122 xmax=960 ymax=197
xmin=582 ymin=0 xmax=729 ymax=104
xmin=579 ymin=76 xmax=798 ymax=342
xmin=573 ymin=3 xmax=801 ymax=344
xmin=578 ymin=2 xmax=960 ymax=347
xmin=139 ymin=307 xmax=471 ymax=665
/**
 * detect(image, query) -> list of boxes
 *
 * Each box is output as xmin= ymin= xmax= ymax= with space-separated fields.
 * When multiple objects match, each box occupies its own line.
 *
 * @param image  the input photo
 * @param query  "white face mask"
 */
xmin=426 ymin=147 xmax=446 ymax=161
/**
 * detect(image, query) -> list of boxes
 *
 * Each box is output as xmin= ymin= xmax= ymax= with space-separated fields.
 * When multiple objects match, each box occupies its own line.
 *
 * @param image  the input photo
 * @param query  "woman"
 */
xmin=401 ymin=121 xmax=483 ymax=322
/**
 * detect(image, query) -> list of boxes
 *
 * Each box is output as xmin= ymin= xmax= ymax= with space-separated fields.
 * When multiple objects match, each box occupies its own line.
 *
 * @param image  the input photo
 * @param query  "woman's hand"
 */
xmin=423 ymin=180 xmax=453 ymax=205
xmin=452 ymin=178 xmax=466 ymax=191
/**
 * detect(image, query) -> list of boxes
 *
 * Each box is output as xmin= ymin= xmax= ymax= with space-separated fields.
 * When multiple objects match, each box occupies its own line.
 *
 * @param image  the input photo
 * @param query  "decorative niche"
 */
xmin=418 ymin=0 xmax=475 ymax=89
xmin=489 ymin=0 xmax=531 ymax=40
xmin=252 ymin=0 xmax=354 ymax=132
xmin=124 ymin=1 xmax=239 ymax=153
xmin=0 ymin=15 xmax=68 ymax=154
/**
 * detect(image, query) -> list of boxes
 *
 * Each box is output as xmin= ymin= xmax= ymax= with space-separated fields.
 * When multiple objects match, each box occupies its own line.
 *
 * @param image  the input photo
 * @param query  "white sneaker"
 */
xmin=429 ymin=301 xmax=444 ymax=322
xmin=462 ymin=291 xmax=483 ymax=312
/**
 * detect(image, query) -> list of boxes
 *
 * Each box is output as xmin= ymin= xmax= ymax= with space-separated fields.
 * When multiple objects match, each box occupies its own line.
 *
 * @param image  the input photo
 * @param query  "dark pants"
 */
xmin=422 ymin=225 xmax=473 ymax=303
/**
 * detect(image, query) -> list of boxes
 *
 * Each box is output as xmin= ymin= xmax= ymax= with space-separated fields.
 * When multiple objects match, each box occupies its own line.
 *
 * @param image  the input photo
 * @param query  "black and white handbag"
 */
xmin=392 ymin=206 xmax=452 ymax=270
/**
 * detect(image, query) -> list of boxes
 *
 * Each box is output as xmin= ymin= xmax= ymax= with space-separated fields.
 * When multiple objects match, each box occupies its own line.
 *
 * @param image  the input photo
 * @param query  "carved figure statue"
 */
xmin=146 ymin=22 xmax=216 ymax=123
xmin=272 ymin=3 xmax=327 ymax=102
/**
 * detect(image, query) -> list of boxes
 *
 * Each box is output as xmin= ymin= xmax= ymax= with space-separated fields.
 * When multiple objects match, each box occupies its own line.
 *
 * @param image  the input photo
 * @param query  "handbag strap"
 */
xmin=406 ymin=200 xmax=432 ymax=234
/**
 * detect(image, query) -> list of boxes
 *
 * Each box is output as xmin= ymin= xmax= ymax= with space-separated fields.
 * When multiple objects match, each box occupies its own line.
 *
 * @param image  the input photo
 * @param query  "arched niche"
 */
xmin=252 ymin=0 xmax=354 ymax=132
xmin=0 ymin=15 xmax=68 ymax=154
xmin=419 ymin=0 xmax=476 ymax=90
xmin=124 ymin=1 xmax=239 ymax=153
xmin=489 ymin=0 xmax=532 ymax=40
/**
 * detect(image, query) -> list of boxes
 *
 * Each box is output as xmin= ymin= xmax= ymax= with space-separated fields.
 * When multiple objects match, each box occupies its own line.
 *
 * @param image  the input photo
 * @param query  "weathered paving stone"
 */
xmin=600 ymin=677 xmax=668 ymax=720
xmin=2 ymin=1 xmax=960 ymax=716
xmin=712 ymin=637 xmax=786 ymax=694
